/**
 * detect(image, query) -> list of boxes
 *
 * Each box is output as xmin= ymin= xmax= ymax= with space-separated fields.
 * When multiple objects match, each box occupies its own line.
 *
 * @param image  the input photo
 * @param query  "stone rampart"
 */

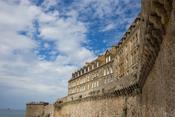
xmin=25 ymin=102 xmax=54 ymax=117
xmin=54 ymin=95 xmax=141 ymax=117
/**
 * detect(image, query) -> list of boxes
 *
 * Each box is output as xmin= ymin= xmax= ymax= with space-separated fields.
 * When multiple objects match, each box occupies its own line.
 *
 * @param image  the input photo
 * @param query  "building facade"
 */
xmin=67 ymin=16 xmax=141 ymax=102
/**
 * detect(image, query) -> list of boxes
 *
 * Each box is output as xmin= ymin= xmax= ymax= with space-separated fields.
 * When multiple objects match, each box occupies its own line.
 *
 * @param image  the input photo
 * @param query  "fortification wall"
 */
xmin=141 ymin=12 xmax=175 ymax=117
xmin=140 ymin=37 xmax=174 ymax=116
xmin=141 ymin=24 xmax=175 ymax=117
xmin=53 ymin=32 xmax=175 ymax=117
xmin=54 ymin=95 xmax=141 ymax=117
xmin=25 ymin=104 xmax=45 ymax=117
xmin=25 ymin=103 xmax=54 ymax=117
xmin=44 ymin=104 xmax=54 ymax=117
xmin=53 ymin=3 xmax=175 ymax=116
xmin=140 ymin=0 xmax=175 ymax=116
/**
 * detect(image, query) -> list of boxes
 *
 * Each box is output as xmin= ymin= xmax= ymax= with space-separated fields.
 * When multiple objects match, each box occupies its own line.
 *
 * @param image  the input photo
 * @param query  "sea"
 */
xmin=0 ymin=109 xmax=25 ymax=117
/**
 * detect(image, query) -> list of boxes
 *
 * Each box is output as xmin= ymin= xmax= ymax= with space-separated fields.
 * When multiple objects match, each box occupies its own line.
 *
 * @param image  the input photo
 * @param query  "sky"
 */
xmin=0 ymin=0 xmax=140 ymax=109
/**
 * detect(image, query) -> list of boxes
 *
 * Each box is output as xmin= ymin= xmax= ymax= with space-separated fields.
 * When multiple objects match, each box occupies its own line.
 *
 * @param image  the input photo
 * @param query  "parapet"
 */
xmin=26 ymin=101 xmax=49 ymax=106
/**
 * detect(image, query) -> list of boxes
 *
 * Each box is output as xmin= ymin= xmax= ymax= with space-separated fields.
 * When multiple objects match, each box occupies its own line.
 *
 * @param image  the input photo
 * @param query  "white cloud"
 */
xmin=69 ymin=0 xmax=140 ymax=37
xmin=0 ymin=0 xmax=140 ymax=109
xmin=41 ymin=0 xmax=60 ymax=10
xmin=71 ymin=0 xmax=120 ymax=19
xmin=0 ymin=0 xmax=95 ymax=107
xmin=101 ymin=23 xmax=116 ymax=32
xmin=38 ymin=9 xmax=95 ymax=65
xmin=0 ymin=0 xmax=39 ymax=54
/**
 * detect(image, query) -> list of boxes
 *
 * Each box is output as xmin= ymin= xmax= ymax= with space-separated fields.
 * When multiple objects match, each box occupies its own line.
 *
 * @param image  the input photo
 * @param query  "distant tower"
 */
xmin=25 ymin=102 xmax=53 ymax=117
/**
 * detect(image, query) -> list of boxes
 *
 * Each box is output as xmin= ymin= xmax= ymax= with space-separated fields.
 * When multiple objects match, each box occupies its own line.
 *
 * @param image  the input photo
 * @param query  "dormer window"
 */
xmin=104 ymin=69 xmax=106 ymax=76
xmin=84 ymin=68 xmax=86 ymax=73
xmin=109 ymin=56 xmax=111 ymax=61
xmin=105 ymin=57 xmax=108 ymax=63
xmin=88 ymin=66 xmax=90 ymax=72
xmin=106 ymin=68 xmax=109 ymax=75
xmin=97 ymin=62 xmax=99 ymax=67
xmin=80 ymin=71 xmax=82 ymax=75
xmin=106 ymin=56 xmax=111 ymax=63
xmin=92 ymin=64 xmax=94 ymax=69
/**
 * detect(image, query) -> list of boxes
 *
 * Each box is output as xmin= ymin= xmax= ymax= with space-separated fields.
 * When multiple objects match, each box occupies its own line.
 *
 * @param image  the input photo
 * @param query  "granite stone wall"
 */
xmin=25 ymin=104 xmax=54 ymax=117
xmin=25 ymin=104 xmax=45 ymax=117
xmin=54 ymin=95 xmax=141 ymax=117
xmin=141 ymin=0 xmax=175 ymax=116
xmin=140 ymin=20 xmax=175 ymax=116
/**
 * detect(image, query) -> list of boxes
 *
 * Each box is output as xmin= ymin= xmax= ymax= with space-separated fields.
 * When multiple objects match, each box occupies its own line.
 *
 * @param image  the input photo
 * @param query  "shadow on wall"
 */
xmin=141 ymin=0 xmax=175 ymax=116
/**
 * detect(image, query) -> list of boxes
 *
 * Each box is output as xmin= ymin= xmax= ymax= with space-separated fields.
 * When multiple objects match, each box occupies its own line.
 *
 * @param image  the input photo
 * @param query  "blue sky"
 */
xmin=0 ymin=0 xmax=140 ymax=109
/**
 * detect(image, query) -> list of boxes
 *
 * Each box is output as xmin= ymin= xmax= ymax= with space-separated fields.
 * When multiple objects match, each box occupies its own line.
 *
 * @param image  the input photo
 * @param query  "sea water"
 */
xmin=0 ymin=110 xmax=25 ymax=117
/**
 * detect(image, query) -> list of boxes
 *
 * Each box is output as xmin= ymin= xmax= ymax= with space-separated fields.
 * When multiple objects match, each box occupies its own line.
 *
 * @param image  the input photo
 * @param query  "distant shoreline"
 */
xmin=0 ymin=109 xmax=25 ymax=117
xmin=0 ymin=109 xmax=24 ymax=111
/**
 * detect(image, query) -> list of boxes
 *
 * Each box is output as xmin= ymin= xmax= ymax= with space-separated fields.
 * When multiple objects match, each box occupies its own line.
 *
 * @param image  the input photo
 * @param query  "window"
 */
xmin=88 ymin=67 xmax=90 ymax=72
xmin=87 ymin=76 xmax=89 ymax=81
xmin=106 ymin=57 xmax=108 ymax=63
xmin=104 ymin=79 xmax=107 ymax=84
xmin=92 ymin=64 xmax=94 ymax=69
xmin=97 ymin=62 xmax=99 ymax=67
xmin=94 ymin=82 xmax=96 ymax=88
xmin=84 ymin=68 xmax=86 ymax=73
xmin=106 ymin=68 xmax=109 ymax=75
xmin=84 ymin=78 xmax=86 ymax=83
xmin=109 ymin=56 xmax=111 ymax=62
xmin=104 ymin=69 xmax=106 ymax=76
xmin=106 ymin=56 xmax=111 ymax=63
xmin=91 ymin=83 xmax=93 ymax=88
xmin=96 ymin=81 xmax=99 ymax=87
xmin=83 ymin=86 xmax=85 ymax=91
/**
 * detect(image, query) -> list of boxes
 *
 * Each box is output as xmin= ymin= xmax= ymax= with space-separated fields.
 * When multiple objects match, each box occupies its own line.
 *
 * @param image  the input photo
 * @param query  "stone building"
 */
xmin=67 ymin=46 xmax=116 ymax=101
xmin=66 ymin=16 xmax=141 ymax=102
xmin=53 ymin=14 xmax=143 ymax=117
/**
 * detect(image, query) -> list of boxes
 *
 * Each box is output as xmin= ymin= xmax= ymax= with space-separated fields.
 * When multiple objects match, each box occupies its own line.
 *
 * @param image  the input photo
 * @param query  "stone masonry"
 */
xmin=25 ymin=102 xmax=54 ymax=117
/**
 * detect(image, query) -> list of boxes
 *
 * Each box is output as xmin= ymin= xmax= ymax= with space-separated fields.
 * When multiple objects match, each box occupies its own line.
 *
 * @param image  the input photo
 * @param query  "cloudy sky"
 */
xmin=0 ymin=0 xmax=140 ymax=109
